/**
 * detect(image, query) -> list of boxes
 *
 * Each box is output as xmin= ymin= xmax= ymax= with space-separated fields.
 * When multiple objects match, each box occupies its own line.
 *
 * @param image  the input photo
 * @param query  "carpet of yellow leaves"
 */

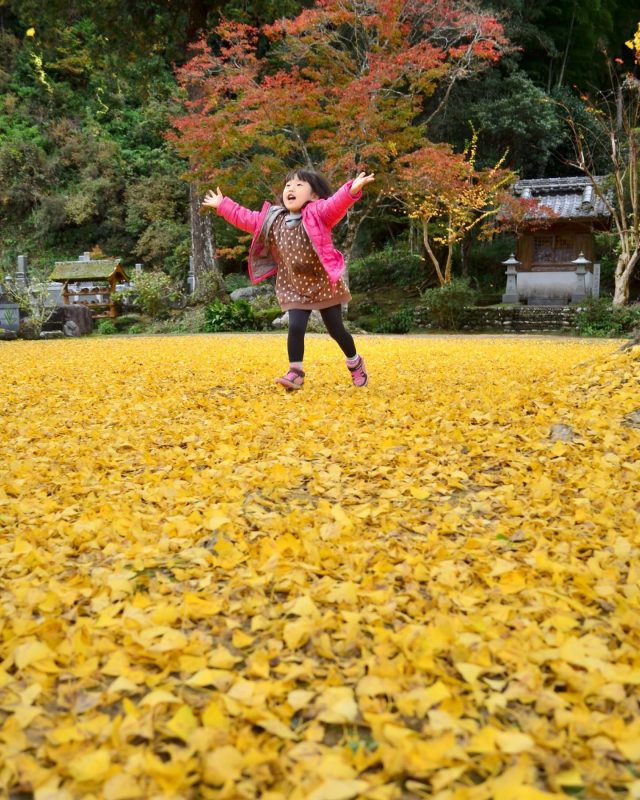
xmin=1 ymin=334 xmax=639 ymax=800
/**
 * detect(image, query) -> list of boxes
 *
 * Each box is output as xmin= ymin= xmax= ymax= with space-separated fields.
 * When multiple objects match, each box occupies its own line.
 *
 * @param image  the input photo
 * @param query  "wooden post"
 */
xmin=109 ymin=276 xmax=117 ymax=317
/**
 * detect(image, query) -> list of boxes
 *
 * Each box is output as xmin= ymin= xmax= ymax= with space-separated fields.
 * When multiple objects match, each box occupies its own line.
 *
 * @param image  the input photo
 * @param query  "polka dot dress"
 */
xmin=269 ymin=214 xmax=351 ymax=311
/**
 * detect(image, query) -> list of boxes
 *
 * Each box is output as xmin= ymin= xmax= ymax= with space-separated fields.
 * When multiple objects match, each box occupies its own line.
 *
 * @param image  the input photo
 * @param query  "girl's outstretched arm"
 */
xmin=202 ymin=187 xmax=261 ymax=234
xmin=202 ymin=187 xmax=224 ymax=210
xmin=350 ymin=172 xmax=375 ymax=195
xmin=315 ymin=171 xmax=375 ymax=228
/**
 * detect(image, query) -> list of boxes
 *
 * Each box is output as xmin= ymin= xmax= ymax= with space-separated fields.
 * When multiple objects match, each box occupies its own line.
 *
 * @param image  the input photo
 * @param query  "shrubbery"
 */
xmin=253 ymin=307 xmax=282 ymax=330
xmin=420 ymin=278 xmax=479 ymax=330
xmin=188 ymin=271 xmax=227 ymax=307
xmin=96 ymin=319 xmax=117 ymax=335
xmin=224 ymin=273 xmax=252 ymax=293
xmin=124 ymin=271 xmax=183 ymax=318
xmin=113 ymin=314 xmax=143 ymax=332
xmin=203 ymin=299 xmax=256 ymax=332
xmin=350 ymin=244 xmax=425 ymax=291
xmin=576 ymin=298 xmax=640 ymax=337
xmin=375 ymin=307 xmax=415 ymax=334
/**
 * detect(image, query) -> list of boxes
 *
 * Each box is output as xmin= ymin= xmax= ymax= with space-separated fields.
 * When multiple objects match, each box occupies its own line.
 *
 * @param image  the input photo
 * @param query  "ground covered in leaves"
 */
xmin=1 ymin=334 xmax=639 ymax=800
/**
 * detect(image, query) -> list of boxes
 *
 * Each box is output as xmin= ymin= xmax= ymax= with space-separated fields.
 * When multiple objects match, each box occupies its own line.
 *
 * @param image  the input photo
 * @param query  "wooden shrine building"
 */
xmin=49 ymin=253 xmax=129 ymax=319
xmin=510 ymin=176 xmax=611 ymax=304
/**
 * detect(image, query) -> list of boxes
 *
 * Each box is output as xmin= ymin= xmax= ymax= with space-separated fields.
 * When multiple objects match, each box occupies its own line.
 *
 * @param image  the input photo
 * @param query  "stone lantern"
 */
xmin=571 ymin=252 xmax=591 ymax=304
xmin=502 ymin=254 xmax=520 ymax=304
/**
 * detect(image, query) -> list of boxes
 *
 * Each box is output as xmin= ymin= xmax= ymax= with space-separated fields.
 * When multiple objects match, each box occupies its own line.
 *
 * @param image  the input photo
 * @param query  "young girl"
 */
xmin=202 ymin=169 xmax=374 ymax=389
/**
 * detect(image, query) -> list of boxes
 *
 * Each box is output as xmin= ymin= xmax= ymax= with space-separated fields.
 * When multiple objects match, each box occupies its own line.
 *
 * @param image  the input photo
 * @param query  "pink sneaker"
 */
xmin=276 ymin=367 xmax=305 ymax=390
xmin=347 ymin=355 xmax=368 ymax=387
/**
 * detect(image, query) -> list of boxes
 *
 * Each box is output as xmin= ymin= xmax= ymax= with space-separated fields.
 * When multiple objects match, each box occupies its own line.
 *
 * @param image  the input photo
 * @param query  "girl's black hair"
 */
xmin=284 ymin=169 xmax=333 ymax=200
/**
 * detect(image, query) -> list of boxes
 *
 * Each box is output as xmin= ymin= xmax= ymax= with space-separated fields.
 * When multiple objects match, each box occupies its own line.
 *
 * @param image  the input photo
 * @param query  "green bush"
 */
xmin=249 ymin=292 xmax=278 ymax=312
xmin=350 ymin=244 xmax=425 ymax=291
xmin=420 ymin=278 xmax=479 ymax=330
xmin=113 ymin=313 xmax=143 ymax=331
xmin=576 ymin=298 xmax=640 ymax=337
xmin=224 ymin=273 xmax=251 ymax=293
xmin=375 ymin=307 xmax=415 ymax=334
xmin=203 ymin=299 xmax=256 ymax=332
xmin=96 ymin=319 xmax=117 ymax=335
xmin=123 ymin=270 xmax=183 ymax=318
xmin=253 ymin=307 xmax=282 ymax=330
xmin=189 ymin=271 xmax=228 ymax=306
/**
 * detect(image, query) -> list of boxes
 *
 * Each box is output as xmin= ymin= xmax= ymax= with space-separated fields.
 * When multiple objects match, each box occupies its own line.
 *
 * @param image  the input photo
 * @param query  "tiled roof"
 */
xmin=50 ymin=259 xmax=127 ymax=281
xmin=513 ymin=176 xmax=611 ymax=219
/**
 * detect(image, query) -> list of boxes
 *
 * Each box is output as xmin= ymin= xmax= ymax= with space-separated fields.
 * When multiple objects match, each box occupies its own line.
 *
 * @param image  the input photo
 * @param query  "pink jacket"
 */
xmin=216 ymin=181 xmax=362 ymax=285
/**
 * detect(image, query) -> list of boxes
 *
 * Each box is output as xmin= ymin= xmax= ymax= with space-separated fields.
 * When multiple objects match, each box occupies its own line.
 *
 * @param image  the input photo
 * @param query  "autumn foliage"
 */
xmin=1 ymin=335 xmax=640 ymax=798
xmin=491 ymin=194 xmax=561 ymax=237
xmin=394 ymin=132 xmax=515 ymax=285
xmin=170 ymin=0 xmax=510 ymax=257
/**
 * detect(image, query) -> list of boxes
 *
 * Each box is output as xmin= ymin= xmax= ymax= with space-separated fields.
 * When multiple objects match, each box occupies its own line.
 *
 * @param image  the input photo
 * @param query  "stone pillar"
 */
xmin=16 ymin=255 xmax=28 ymax=288
xmin=502 ymin=254 xmax=520 ymax=304
xmin=79 ymin=252 xmax=91 ymax=262
xmin=571 ymin=252 xmax=590 ymax=303
xmin=592 ymin=262 xmax=601 ymax=299
xmin=187 ymin=256 xmax=196 ymax=294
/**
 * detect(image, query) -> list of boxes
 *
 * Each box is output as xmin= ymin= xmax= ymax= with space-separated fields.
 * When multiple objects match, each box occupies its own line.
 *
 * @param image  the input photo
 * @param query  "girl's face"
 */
xmin=283 ymin=175 xmax=318 ymax=212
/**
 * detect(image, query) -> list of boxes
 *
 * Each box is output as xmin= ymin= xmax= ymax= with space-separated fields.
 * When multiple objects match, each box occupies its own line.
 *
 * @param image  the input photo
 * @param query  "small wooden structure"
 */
xmin=514 ymin=176 xmax=610 ymax=267
xmin=510 ymin=176 xmax=611 ymax=304
xmin=49 ymin=254 xmax=129 ymax=319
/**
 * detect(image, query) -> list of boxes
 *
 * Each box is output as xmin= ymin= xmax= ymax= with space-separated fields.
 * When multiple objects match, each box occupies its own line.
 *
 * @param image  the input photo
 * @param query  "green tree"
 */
xmin=479 ymin=0 xmax=624 ymax=91
xmin=431 ymin=68 xmax=564 ymax=176
xmin=0 ymin=0 xmax=305 ymax=280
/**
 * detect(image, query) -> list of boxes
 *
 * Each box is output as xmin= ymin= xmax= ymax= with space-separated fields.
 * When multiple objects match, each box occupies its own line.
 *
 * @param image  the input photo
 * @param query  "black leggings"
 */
xmin=288 ymin=305 xmax=356 ymax=363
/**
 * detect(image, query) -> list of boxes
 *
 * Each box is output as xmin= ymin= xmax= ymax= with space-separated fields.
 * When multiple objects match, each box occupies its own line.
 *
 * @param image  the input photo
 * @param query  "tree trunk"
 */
xmin=460 ymin=235 xmax=472 ymax=278
xmin=422 ymin=219 xmax=446 ymax=286
xmin=444 ymin=246 xmax=454 ymax=285
xmin=613 ymin=249 xmax=639 ymax=306
xmin=189 ymin=183 xmax=227 ymax=296
xmin=556 ymin=1 xmax=576 ymax=89
xmin=184 ymin=2 xmax=227 ymax=298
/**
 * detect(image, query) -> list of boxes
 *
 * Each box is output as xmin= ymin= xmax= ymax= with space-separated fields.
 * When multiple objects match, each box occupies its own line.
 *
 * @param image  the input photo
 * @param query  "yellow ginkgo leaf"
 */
xmin=103 ymin=772 xmax=144 ymax=800
xmin=316 ymin=687 xmax=359 ymax=723
xmin=139 ymin=690 xmax=181 ymax=707
xmin=164 ymin=704 xmax=198 ymax=741
xmin=203 ymin=746 xmax=243 ymax=785
xmin=68 ymin=749 xmax=111 ymax=782
xmin=495 ymin=731 xmax=536 ymax=754
xmin=14 ymin=641 xmax=54 ymax=669
xmin=307 ymin=779 xmax=370 ymax=800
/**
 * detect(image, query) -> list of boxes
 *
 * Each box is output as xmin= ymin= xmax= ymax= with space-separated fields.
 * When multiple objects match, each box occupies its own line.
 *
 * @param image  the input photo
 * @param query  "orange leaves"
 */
xmin=394 ymin=130 xmax=515 ymax=284
xmin=0 ymin=335 xmax=638 ymax=798
xmin=171 ymin=0 xmax=509 ymax=209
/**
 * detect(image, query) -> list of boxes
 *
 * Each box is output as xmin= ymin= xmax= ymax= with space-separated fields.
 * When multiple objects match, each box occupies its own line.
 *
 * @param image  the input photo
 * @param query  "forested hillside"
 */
xmin=0 ymin=0 xmax=637 ymax=282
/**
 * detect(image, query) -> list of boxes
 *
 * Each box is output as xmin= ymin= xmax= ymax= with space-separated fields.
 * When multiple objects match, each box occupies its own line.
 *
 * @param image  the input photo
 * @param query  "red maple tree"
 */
xmin=169 ymin=0 xmax=509 ymax=265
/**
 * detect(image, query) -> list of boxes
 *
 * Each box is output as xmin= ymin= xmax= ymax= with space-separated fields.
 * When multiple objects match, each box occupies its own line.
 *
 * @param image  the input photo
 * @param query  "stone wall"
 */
xmin=414 ymin=305 xmax=580 ymax=333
